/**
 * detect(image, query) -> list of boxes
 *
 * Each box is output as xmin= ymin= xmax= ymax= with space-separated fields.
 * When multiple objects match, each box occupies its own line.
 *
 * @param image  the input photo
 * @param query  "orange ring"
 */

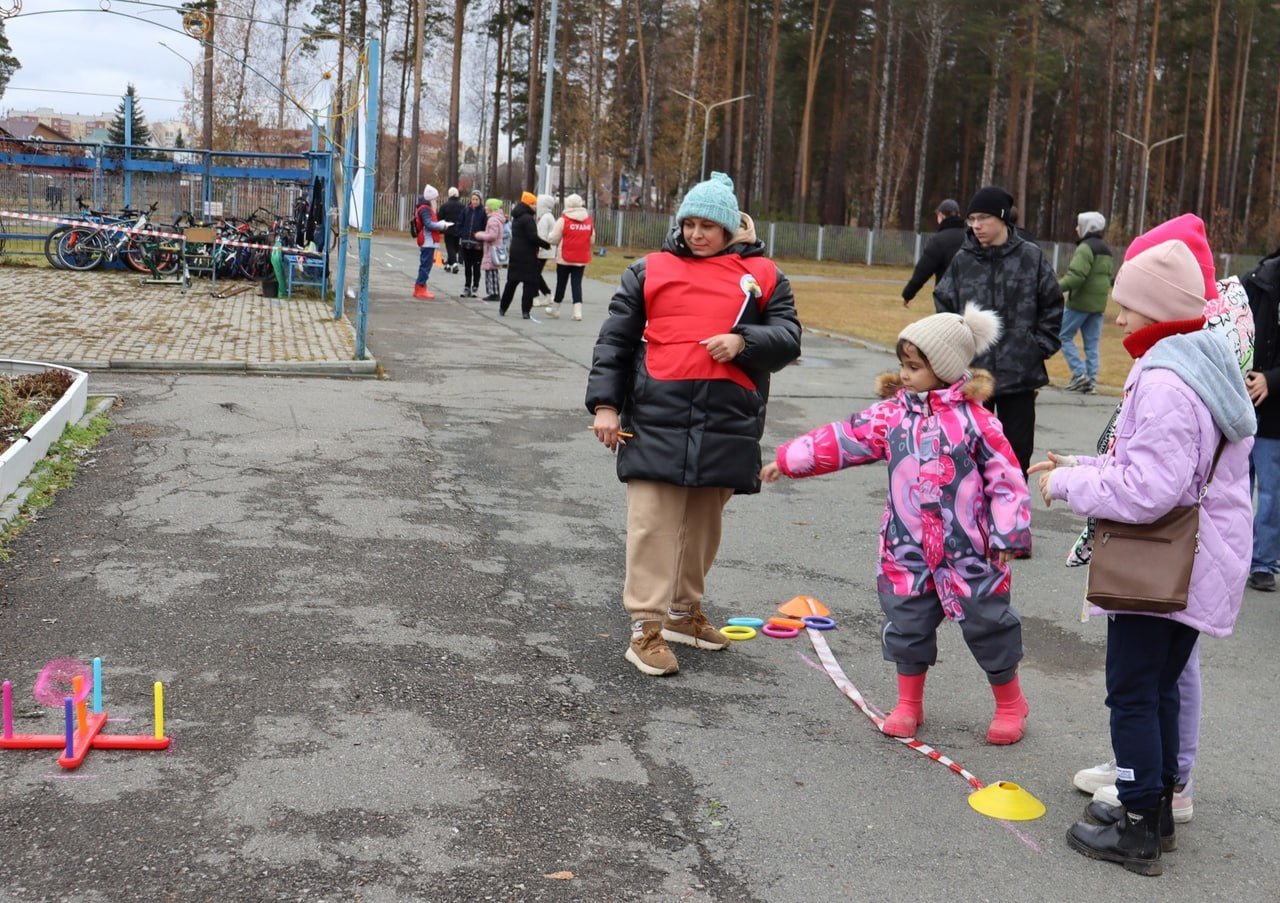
xmin=768 ymin=616 xmax=805 ymax=629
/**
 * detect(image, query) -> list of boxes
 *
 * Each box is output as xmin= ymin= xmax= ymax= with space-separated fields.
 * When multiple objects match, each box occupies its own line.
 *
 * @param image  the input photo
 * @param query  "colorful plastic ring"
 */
xmin=761 ymin=623 xmax=801 ymax=639
xmin=721 ymin=625 xmax=757 ymax=641
xmin=726 ymin=617 xmax=765 ymax=628
xmin=768 ymin=616 xmax=806 ymax=629
xmin=802 ymin=615 xmax=837 ymax=630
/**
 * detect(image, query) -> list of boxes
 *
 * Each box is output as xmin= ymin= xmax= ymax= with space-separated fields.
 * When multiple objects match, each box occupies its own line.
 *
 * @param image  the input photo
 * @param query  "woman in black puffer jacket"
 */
xmin=498 ymin=192 xmax=551 ymax=318
xmin=586 ymin=172 xmax=802 ymax=677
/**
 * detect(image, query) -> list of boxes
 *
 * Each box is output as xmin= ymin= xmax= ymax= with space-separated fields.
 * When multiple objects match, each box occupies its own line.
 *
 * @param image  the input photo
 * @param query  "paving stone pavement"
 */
xmin=0 ymin=265 xmax=371 ymax=375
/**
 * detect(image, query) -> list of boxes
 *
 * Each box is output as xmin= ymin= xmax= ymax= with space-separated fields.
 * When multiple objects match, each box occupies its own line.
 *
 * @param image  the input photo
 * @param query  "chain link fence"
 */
xmin=370 ymin=190 xmax=1270 ymax=279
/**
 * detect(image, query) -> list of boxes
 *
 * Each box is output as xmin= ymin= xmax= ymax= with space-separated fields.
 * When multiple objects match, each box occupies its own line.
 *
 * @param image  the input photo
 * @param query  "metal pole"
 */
xmin=700 ymin=107 xmax=711 ymax=182
xmin=537 ymin=0 xmax=560 ymax=193
xmin=1116 ymin=131 xmax=1184 ymax=235
xmin=1139 ymin=148 xmax=1151 ymax=234
xmin=355 ymin=39 xmax=380 ymax=361
xmin=672 ymin=90 xmax=750 ymax=185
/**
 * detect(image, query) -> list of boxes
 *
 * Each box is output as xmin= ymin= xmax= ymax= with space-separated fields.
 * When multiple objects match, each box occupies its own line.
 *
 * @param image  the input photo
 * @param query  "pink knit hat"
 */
xmin=1112 ymin=240 xmax=1206 ymax=323
xmin=1123 ymin=213 xmax=1217 ymax=300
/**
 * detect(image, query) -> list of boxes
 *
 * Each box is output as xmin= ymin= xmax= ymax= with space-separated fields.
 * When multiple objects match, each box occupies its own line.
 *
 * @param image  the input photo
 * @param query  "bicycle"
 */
xmin=55 ymin=201 xmax=160 ymax=272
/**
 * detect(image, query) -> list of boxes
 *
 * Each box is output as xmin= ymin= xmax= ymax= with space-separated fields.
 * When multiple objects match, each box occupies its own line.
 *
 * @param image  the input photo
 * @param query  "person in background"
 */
xmin=1241 ymin=249 xmax=1280 ymax=591
xmin=1031 ymin=221 xmax=1254 ymax=876
xmin=545 ymin=193 xmax=595 ymax=321
xmin=498 ymin=193 xmax=551 ymax=319
xmin=476 ymin=198 xmax=506 ymax=302
xmin=1058 ymin=211 xmax=1115 ymax=394
xmin=438 ymin=187 xmax=466 ymax=274
xmin=901 ymin=198 xmax=966 ymax=306
xmin=934 ymin=185 xmax=1064 ymax=482
xmin=1008 ymin=205 xmax=1036 ymax=242
xmin=586 ymin=172 xmax=801 ymax=677
xmin=535 ymin=193 xmax=557 ymax=300
xmin=456 ymin=190 xmax=488 ymax=298
xmin=412 ymin=185 xmax=452 ymax=300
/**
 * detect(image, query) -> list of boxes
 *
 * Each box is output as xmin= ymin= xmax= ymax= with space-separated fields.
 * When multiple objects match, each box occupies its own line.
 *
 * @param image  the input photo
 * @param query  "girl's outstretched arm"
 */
xmin=772 ymin=401 xmax=893 ymax=479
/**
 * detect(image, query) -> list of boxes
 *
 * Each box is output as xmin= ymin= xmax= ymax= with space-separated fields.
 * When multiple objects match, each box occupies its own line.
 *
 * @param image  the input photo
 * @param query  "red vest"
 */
xmin=558 ymin=215 xmax=594 ymax=264
xmin=642 ymin=252 xmax=778 ymax=390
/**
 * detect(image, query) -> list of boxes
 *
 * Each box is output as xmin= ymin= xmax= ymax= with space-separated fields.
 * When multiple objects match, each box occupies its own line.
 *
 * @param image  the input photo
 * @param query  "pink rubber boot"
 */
xmin=988 ymin=674 xmax=1030 ymax=744
xmin=882 ymin=672 xmax=927 ymax=738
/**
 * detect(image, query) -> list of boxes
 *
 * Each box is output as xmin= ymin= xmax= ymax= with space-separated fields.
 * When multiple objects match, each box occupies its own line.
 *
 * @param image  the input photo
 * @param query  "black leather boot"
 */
xmin=1083 ymin=791 xmax=1176 ymax=851
xmin=1067 ymin=807 xmax=1163 ymax=876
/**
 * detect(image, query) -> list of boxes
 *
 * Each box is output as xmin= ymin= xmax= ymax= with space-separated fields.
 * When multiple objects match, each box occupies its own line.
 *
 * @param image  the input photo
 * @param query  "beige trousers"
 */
xmin=623 ymin=480 xmax=734 ymax=622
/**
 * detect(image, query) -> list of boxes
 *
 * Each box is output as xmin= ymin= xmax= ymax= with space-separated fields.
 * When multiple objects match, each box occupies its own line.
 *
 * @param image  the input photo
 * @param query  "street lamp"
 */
xmin=1116 ymin=130 xmax=1184 ymax=234
xmin=671 ymin=89 xmax=751 ymax=183
xmin=158 ymin=41 xmax=199 ymax=147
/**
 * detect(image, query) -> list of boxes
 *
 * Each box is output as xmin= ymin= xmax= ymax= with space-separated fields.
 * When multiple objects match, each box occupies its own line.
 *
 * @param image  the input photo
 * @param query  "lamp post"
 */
xmin=671 ymin=89 xmax=751 ymax=183
xmin=537 ymin=0 xmax=560 ymax=194
xmin=158 ymin=41 xmax=199 ymax=147
xmin=1116 ymin=130 xmax=1185 ymax=234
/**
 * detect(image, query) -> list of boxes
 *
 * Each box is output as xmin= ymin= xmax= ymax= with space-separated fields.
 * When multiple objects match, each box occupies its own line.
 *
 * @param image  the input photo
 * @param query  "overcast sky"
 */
xmin=5 ymin=3 xmax=195 ymax=123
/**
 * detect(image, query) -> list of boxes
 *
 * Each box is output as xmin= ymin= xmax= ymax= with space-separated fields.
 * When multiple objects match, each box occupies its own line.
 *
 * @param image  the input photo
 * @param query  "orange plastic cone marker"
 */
xmin=778 ymin=595 xmax=831 ymax=618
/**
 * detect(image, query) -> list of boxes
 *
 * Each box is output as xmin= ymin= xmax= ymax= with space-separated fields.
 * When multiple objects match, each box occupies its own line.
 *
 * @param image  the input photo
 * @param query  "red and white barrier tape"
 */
xmin=0 ymin=209 xmax=321 ymax=256
xmin=806 ymin=628 xmax=985 ymax=790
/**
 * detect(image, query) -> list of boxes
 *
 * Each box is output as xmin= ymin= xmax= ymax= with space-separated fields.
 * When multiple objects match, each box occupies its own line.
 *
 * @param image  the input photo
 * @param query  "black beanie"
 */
xmin=967 ymin=186 xmax=1014 ymax=220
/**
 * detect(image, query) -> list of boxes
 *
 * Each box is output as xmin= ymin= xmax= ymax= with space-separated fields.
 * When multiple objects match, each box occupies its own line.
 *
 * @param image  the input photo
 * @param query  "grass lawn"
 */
xmin=579 ymin=248 xmax=1131 ymax=393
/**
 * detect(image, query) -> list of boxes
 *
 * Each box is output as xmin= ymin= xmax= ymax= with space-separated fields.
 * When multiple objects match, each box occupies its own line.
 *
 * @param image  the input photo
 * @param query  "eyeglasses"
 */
xmin=966 ymin=214 xmax=996 ymax=227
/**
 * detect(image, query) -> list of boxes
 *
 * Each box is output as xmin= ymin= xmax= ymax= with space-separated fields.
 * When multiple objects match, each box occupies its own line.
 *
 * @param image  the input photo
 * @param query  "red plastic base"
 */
xmin=1 ymin=710 xmax=171 ymax=769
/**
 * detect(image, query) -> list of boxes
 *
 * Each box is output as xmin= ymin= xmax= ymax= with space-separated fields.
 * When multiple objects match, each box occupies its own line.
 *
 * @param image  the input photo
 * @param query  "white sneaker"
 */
xmin=1092 ymin=783 xmax=1120 ymax=806
xmin=545 ymin=304 xmax=560 ymax=319
xmin=1092 ymin=783 xmax=1194 ymax=823
xmin=1073 ymin=759 xmax=1117 ymax=794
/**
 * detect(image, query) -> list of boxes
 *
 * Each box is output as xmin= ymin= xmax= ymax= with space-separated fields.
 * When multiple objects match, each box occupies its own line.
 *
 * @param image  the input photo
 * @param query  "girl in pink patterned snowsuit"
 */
xmin=762 ymin=306 xmax=1034 ymax=744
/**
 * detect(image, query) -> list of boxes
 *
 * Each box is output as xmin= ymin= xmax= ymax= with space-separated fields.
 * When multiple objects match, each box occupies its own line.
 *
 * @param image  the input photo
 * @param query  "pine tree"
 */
xmin=0 ymin=19 xmax=19 ymax=101
xmin=106 ymin=84 xmax=156 ymax=159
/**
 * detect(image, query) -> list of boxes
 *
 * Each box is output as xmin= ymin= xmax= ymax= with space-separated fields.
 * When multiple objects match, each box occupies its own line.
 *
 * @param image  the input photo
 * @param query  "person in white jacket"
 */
xmin=544 ymin=194 xmax=595 ymax=320
xmin=535 ymin=193 xmax=557 ymax=301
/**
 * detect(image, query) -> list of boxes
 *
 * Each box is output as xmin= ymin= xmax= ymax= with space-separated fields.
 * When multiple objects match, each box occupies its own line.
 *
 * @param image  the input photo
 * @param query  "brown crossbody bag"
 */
xmin=1085 ymin=438 xmax=1226 ymax=614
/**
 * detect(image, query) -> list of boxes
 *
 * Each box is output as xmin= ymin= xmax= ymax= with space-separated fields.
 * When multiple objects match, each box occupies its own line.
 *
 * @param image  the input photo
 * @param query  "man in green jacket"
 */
xmin=1058 ymin=211 xmax=1115 ymax=394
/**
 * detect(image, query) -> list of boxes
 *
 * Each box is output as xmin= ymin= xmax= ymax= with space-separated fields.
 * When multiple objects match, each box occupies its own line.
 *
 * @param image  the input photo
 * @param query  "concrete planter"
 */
xmin=0 ymin=360 xmax=89 ymax=504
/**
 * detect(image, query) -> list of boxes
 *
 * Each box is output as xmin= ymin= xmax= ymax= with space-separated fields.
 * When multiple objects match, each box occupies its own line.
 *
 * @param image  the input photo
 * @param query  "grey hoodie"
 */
xmin=1144 ymin=330 xmax=1256 ymax=443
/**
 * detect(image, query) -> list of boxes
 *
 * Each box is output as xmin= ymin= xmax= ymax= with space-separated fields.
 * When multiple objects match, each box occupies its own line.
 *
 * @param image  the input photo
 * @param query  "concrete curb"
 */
xmin=0 ymin=394 xmax=115 ymax=531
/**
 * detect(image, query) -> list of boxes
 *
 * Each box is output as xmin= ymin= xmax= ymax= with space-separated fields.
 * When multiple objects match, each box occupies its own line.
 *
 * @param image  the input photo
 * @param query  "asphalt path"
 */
xmin=1 ymin=236 xmax=1276 ymax=901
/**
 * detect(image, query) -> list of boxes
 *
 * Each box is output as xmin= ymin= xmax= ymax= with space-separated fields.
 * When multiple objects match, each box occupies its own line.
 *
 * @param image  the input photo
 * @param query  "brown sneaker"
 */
xmin=661 ymin=608 xmax=729 ymax=651
xmin=626 ymin=621 xmax=679 ymax=676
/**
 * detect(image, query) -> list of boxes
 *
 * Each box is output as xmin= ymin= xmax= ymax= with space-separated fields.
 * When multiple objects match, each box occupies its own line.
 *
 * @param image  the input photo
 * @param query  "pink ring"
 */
xmin=761 ymin=623 xmax=800 ymax=639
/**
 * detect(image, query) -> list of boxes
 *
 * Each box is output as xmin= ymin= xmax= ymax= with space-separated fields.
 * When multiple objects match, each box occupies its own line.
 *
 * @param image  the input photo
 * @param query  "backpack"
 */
xmin=410 ymin=201 xmax=427 ymax=239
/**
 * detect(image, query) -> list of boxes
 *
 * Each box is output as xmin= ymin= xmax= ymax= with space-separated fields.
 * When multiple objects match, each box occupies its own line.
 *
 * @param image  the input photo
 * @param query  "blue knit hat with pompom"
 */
xmin=676 ymin=171 xmax=741 ymax=234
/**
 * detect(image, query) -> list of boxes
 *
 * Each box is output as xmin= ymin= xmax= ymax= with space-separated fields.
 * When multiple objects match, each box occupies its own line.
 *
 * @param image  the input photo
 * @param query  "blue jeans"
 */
xmin=415 ymin=245 xmax=435 ymax=286
xmin=1105 ymin=614 xmax=1200 ymax=811
xmin=1059 ymin=309 xmax=1102 ymax=379
xmin=1250 ymin=436 xmax=1280 ymax=574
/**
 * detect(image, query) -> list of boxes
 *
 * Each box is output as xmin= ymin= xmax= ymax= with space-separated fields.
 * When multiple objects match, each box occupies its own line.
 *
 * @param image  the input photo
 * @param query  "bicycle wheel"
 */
xmin=58 ymin=228 xmax=108 ymax=270
xmin=125 ymin=239 xmax=182 ymax=276
xmin=44 ymin=225 xmax=73 ymax=268
xmin=122 ymin=236 xmax=152 ymax=273
xmin=237 ymin=246 xmax=269 ymax=280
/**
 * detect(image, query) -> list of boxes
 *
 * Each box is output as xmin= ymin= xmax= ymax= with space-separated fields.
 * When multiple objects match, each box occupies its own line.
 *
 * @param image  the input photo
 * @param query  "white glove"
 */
xmin=440 ymin=221 xmax=453 ymax=229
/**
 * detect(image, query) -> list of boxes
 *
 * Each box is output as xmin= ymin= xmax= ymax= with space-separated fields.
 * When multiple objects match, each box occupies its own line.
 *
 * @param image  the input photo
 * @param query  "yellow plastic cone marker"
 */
xmin=967 ymin=781 xmax=1046 ymax=821
xmin=777 ymin=595 xmax=831 ymax=618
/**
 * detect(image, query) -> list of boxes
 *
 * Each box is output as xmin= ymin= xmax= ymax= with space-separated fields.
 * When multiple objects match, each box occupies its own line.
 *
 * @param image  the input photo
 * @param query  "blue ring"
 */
xmin=726 ymin=617 xmax=765 ymax=628
xmin=802 ymin=615 xmax=837 ymax=630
